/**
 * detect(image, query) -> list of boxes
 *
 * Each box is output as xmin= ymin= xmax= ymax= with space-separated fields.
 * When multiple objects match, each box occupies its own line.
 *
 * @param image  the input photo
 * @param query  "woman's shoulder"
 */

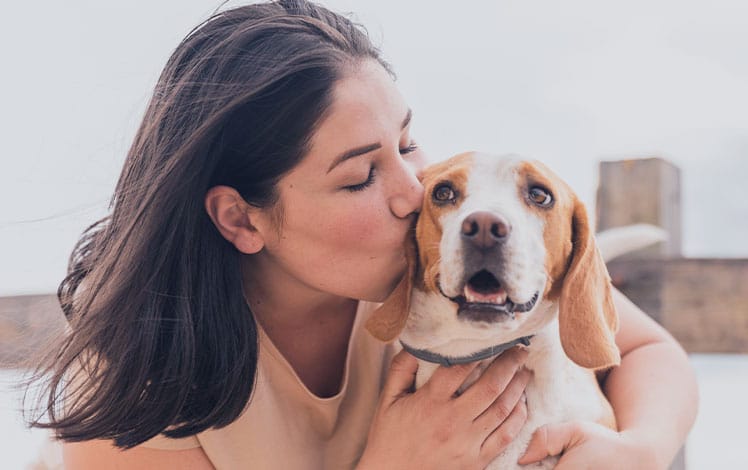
xmin=62 ymin=437 xmax=213 ymax=469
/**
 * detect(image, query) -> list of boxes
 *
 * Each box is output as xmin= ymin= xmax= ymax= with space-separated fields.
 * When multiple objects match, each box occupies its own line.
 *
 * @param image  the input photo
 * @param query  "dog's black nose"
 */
xmin=461 ymin=211 xmax=511 ymax=249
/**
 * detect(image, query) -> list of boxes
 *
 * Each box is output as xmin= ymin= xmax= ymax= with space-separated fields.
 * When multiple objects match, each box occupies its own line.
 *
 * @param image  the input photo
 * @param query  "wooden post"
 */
xmin=596 ymin=158 xmax=682 ymax=258
xmin=596 ymin=157 xmax=686 ymax=470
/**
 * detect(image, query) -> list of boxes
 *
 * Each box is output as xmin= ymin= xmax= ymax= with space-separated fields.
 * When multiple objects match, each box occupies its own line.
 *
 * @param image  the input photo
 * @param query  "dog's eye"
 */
xmin=529 ymin=186 xmax=553 ymax=206
xmin=433 ymin=183 xmax=456 ymax=203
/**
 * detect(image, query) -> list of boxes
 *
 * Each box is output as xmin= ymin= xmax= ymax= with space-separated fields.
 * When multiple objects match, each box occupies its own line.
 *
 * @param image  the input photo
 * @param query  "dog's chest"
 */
xmin=414 ymin=328 xmax=610 ymax=469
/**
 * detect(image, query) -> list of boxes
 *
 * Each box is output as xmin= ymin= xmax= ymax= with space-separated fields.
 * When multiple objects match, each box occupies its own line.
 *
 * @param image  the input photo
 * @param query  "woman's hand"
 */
xmin=358 ymin=347 xmax=531 ymax=470
xmin=519 ymin=421 xmax=662 ymax=470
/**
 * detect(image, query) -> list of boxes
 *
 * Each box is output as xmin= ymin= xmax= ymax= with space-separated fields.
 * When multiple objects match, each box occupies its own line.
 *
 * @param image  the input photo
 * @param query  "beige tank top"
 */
xmin=141 ymin=301 xmax=394 ymax=469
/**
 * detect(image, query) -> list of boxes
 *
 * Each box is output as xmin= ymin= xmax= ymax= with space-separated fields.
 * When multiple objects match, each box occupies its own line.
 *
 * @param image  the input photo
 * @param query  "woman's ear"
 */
xmin=204 ymin=185 xmax=265 ymax=254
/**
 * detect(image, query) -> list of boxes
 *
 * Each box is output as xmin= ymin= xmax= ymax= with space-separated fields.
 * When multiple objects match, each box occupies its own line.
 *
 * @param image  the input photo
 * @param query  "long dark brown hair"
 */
xmin=25 ymin=0 xmax=388 ymax=449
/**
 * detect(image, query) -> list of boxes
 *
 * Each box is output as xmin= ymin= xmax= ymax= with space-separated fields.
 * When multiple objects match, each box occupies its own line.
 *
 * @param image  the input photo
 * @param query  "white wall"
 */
xmin=1 ymin=0 xmax=747 ymax=296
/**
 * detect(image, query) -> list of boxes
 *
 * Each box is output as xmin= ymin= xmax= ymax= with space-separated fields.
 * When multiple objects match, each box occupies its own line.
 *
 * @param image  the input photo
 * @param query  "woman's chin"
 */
xmin=367 ymin=270 xmax=406 ymax=303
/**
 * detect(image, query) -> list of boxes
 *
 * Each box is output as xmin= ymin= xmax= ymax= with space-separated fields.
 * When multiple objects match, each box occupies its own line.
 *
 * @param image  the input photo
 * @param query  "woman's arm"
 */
xmin=603 ymin=288 xmax=699 ymax=466
xmin=63 ymin=440 xmax=215 ymax=470
xmin=520 ymin=288 xmax=699 ymax=469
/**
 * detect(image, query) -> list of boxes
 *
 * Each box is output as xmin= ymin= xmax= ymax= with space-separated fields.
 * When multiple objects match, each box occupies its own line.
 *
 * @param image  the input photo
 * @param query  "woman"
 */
xmin=28 ymin=1 xmax=697 ymax=468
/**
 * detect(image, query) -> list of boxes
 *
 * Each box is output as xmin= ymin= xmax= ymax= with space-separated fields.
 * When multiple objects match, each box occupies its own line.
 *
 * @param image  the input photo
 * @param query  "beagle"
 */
xmin=367 ymin=152 xmax=620 ymax=469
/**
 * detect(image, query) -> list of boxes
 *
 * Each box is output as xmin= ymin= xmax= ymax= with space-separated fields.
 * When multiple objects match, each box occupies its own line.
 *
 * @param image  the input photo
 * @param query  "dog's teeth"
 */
xmin=487 ymin=291 xmax=508 ymax=305
xmin=464 ymin=286 xmax=508 ymax=304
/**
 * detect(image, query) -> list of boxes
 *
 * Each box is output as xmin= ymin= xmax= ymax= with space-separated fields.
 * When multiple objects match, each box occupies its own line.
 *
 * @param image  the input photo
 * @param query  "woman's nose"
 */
xmin=389 ymin=158 xmax=425 ymax=219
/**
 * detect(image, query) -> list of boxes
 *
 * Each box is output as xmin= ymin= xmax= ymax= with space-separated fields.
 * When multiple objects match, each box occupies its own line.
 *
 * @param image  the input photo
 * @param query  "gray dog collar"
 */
xmin=399 ymin=336 xmax=533 ymax=367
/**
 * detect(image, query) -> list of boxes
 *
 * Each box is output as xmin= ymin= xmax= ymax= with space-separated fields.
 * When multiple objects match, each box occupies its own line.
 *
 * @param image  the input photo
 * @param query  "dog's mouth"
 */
xmin=439 ymin=270 xmax=539 ymax=322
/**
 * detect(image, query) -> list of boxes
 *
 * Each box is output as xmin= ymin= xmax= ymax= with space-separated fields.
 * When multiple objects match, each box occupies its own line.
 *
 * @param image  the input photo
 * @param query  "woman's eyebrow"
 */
xmin=327 ymin=143 xmax=382 ymax=173
xmin=400 ymin=108 xmax=412 ymax=131
xmin=327 ymin=109 xmax=413 ymax=174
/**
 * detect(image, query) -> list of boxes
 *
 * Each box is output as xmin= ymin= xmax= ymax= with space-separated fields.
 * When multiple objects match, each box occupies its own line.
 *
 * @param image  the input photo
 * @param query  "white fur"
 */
xmin=438 ymin=156 xmax=546 ymax=306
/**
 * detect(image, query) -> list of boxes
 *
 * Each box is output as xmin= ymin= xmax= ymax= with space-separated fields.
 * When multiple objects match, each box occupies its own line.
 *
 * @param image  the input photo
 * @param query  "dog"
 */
xmin=366 ymin=151 xmax=625 ymax=469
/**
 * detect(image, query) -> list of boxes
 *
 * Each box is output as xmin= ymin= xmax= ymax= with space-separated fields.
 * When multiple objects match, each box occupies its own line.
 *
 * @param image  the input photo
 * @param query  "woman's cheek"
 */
xmin=332 ymin=206 xmax=390 ymax=245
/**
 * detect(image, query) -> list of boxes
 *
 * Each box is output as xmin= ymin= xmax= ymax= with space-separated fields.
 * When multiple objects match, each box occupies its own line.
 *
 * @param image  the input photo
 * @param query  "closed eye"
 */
xmin=343 ymin=166 xmax=376 ymax=192
xmin=400 ymin=142 xmax=418 ymax=155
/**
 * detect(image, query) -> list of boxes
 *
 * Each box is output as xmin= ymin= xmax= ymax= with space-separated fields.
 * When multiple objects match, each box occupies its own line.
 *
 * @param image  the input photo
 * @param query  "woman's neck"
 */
xmin=241 ymin=254 xmax=357 ymax=331
xmin=240 ymin=254 xmax=358 ymax=397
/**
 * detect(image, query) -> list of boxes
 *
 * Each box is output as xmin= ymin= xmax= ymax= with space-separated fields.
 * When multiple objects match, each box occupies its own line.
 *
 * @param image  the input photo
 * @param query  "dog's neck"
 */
xmin=406 ymin=312 xmax=569 ymax=392
xmin=399 ymin=335 xmax=533 ymax=368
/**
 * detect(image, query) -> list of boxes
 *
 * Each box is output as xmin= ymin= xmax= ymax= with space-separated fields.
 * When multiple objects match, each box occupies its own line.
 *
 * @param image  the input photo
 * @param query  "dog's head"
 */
xmin=366 ymin=152 xmax=620 ymax=370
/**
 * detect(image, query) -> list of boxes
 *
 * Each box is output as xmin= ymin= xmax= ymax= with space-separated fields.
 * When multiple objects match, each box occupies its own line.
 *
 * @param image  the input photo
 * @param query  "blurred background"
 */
xmin=1 ymin=0 xmax=746 ymax=468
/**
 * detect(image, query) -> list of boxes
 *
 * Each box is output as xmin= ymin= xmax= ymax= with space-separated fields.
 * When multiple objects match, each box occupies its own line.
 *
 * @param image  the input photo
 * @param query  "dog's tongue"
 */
xmin=464 ymin=285 xmax=508 ymax=304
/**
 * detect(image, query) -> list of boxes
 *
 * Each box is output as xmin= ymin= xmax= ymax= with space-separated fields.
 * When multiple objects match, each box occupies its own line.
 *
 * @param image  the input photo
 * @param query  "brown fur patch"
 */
xmin=517 ymin=161 xmax=619 ymax=370
xmin=364 ymin=225 xmax=419 ymax=342
xmin=365 ymin=152 xmax=476 ymax=341
xmin=558 ymin=200 xmax=620 ymax=369
xmin=416 ymin=152 xmax=475 ymax=294
xmin=516 ymin=161 xmax=574 ymax=300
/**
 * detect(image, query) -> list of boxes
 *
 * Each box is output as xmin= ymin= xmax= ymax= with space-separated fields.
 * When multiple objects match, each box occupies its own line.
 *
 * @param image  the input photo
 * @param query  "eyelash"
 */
xmin=400 ymin=142 xmax=419 ymax=155
xmin=345 ymin=167 xmax=376 ymax=192
xmin=343 ymin=142 xmax=418 ymax=193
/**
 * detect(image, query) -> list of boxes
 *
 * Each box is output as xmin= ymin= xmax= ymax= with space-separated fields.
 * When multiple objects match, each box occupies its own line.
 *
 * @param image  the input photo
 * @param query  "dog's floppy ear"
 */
xmin=558 ymin=198 xmax=620 ymax=370
xmin=365 ymin=229 xmax=418 ymax=342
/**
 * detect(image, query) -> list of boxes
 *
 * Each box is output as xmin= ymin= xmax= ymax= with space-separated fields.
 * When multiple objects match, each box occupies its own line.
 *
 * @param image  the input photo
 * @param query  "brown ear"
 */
xmin=365 ymin=229 xmax=417 ymax=342
xmin=559 ymin=199 xmax=620 ymax=370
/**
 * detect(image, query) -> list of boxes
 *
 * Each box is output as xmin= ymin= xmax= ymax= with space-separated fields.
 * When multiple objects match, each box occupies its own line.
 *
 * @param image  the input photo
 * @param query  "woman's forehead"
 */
xmin=306 ymin=61 xmax=409 ymax=162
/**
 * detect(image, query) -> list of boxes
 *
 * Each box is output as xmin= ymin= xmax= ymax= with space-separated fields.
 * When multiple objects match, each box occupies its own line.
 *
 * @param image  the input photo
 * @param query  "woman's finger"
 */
xmin=478 ymin=392 xmax=529 ymax=465
xmin=518 ymin=422 xmax=583 ymax=465
xmin=380 ymin=350 xmax=419 ymax=404
xmin=458 ymin=346 xmax=529 ymax=417
xmin=473 ymin=367 xmax=531 ymax=432
xmin=420 ymin=360 xmax=483 ymax=401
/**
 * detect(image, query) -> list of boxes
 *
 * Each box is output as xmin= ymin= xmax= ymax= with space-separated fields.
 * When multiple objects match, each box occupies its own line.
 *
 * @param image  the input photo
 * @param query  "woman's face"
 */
xmin=249 ymin=60 xmax=427 ymax=302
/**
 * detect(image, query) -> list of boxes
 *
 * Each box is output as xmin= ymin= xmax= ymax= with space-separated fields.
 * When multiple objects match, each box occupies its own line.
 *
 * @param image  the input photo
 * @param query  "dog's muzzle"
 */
xmin=438 ymin=270 xmax=540 ymax=323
